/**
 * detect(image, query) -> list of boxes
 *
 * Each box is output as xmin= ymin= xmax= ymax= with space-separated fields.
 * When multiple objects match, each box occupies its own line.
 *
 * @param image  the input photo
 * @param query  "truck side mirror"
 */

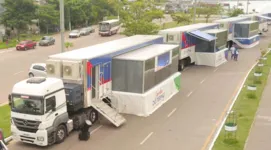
xmin=8 ymin=94 xmax=11 ymax=106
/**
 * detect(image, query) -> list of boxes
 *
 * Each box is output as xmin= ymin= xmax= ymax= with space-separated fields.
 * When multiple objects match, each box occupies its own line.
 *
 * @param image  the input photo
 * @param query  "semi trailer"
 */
xmin=8 ymin=35 xmax=164 ymax=146
xmin=158 ymin=23 xmax=228 ymax=70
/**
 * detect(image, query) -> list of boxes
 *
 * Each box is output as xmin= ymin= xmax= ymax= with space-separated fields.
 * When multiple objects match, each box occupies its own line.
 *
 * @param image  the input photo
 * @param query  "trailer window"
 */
xmin=45 ymin=96 xmax=56 ymax=113
xmin=145 ymin=58 xmax=155 ymax=71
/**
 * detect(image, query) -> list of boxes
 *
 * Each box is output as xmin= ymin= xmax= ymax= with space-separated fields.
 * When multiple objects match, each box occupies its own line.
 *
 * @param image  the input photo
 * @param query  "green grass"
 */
xmin=0 ymin=34 xmax=50 ymax=50
xmin=162 ymin=19 xmax=215 ymax=29
xmin=213 ymin=52 xmax=271 ymax=150
xmin=0 ymin=104 xmax=11 ymax=138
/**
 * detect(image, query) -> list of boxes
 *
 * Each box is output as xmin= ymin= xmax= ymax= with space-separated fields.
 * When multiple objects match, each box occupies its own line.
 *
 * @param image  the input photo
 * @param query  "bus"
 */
xmin=99 ymin=19 xmax=120 ymax=36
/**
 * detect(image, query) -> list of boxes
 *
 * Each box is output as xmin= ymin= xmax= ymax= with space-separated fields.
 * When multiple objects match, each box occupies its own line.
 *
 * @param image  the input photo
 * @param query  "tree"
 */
xmin=171 ymin=13 xmax=191 ymax=25
xmin=228 ymin=8 xmax=244 ymax=17
xmin=0 ymin=0 xmax=37 ymax=40
xmin=121 ymin=0 xmax=164 ymax=36
xmin=65 ymin=42 xmax=73 ymax=50
xmin=38 ymin=4 xmax=59 ymax=34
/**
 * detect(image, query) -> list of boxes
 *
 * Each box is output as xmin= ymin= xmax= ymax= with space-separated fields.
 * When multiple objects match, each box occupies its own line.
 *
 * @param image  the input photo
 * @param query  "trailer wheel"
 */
xmin=55 ymin=125 xmax=66 ymax=144
xmin=89 ymin=109 xmax=98 ymax=124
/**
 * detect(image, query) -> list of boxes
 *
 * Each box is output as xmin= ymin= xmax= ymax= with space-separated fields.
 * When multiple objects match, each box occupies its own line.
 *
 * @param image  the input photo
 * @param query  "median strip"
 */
xmin=211 ymin=49 xmax=271 ymax=150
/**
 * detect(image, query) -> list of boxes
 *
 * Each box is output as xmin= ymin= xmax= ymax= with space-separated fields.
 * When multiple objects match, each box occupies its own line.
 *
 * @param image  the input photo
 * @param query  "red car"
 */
xmin=16 ymin=40 xmax=37 ymax=51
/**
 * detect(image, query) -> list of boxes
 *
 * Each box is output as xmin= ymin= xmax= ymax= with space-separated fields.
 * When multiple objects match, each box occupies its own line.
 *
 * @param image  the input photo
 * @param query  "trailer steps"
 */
xmin=92 ymin=100 xmax=126 ymax=127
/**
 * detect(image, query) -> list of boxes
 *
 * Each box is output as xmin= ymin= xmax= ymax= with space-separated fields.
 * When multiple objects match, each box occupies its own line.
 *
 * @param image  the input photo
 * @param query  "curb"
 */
xmin=4 ymin=136 xmax=12 ymax=143
xmin=208 ymin=49 xmax=271 ymax=150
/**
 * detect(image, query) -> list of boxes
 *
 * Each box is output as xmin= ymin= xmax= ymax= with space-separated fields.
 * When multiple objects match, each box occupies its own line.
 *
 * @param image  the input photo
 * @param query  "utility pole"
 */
xmin=246 ymin=0 xmax=249 ymax=14
xmin=193 ymin=0 xmax=196 ymax=24
xmin=60 ymin=0 xmax=65 ymax=53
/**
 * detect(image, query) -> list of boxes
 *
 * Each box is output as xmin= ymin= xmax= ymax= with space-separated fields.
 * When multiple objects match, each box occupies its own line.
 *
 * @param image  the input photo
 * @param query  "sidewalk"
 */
xmin=245 ymin=72 xmax=271 ymax=150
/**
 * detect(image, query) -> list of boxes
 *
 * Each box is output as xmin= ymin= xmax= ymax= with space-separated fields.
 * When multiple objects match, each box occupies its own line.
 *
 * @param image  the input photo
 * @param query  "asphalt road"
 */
xmin=0 ymin=30 xmax=126 ymax=104
xmin=6 ymin=30 xmax=271 ymax=150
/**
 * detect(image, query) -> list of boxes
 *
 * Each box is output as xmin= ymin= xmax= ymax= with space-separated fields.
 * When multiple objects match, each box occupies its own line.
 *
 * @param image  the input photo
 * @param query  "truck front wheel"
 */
xmin=89 ymin=109 xmax=98 ymax=124
xmin=55 ymin=125 xmax=66 ymax=144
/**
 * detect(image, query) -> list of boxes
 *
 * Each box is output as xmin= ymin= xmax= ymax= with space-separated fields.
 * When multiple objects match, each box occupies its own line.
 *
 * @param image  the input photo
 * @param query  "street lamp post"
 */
xmin=193 ymin=0 xmax=197 ymax=24
xmin=60 ymin=0 xmax=65 ymax=53
xmin=246 ymin=0 xmax=249 ymax=14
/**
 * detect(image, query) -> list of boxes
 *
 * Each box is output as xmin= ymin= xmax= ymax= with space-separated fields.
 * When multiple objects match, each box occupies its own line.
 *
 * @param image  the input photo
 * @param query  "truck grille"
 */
xmin=13 ymin=118 xmax=41 ymax=133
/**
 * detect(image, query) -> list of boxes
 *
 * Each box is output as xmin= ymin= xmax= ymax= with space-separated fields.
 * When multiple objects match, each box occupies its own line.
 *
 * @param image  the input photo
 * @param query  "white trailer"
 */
xmin=214 ymin=16 xmax=260 ymax=49
xmin=8 ymin=35 xmax=164 ymax=146
xmin=239 ymin=13 xmax=271 ymax=34
xmin=158 ymin=23 xmax=227 ymax=69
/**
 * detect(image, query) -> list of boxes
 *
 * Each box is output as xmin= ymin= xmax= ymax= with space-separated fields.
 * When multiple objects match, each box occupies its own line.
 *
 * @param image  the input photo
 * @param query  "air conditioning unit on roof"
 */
xmin=46 ymin=59 xmax=62 ymax=78
xmin=62 ymin=60 xmax=82 ymax=81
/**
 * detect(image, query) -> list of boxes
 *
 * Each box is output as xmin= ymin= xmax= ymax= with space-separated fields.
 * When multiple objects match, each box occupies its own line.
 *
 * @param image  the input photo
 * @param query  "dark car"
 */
xmin=39 ymin=36 xmax=55 ymax=46
xmin=16 ymin=40 xmax=37 ymax=51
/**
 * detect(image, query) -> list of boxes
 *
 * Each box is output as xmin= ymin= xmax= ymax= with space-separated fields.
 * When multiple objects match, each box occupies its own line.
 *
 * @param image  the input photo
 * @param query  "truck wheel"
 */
xmin=179 ymin=60 xmax=185 ymax=71
xmin=55 ymin=125 xmax=66 ymax=144
xmin=89 ymin=109 xmax=98 ymax=124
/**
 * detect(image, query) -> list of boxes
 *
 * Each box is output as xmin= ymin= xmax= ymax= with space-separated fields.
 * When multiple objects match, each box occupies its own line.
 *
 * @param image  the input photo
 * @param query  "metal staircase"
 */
xmin=92 ymin=100 xmax=126 ymax=127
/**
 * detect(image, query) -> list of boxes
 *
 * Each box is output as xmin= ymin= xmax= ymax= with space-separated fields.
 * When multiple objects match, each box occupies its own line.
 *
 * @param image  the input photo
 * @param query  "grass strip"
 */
xmin=0 ymin=104 xmax=11 ymax=138
xmin=213 ymin=51 xmax=271 ymax=150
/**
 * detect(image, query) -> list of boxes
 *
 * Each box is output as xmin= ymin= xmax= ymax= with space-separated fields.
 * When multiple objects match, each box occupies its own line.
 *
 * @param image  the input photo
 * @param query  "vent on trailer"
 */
xmin=46 ymin=59 xmax=62 ymax=78
xmin=166 ymin=34 xmax=179 ymax=43
xmin=62 ymin=61 xmax=82 ymax=81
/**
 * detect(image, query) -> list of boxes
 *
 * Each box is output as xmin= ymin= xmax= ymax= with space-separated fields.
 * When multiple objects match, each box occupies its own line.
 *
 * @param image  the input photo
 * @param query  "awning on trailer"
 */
xmin=257 ymin=15 xmax=271 ymax=20
xmin=187 ymin=30 xmax=217 ymax=42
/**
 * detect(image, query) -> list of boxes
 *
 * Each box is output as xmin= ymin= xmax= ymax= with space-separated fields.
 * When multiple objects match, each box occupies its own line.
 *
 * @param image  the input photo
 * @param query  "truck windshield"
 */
xmin=99 ymin=23 xmax=110 ymax=31
xmin=11 ymin=95 xmax=44 ymax=115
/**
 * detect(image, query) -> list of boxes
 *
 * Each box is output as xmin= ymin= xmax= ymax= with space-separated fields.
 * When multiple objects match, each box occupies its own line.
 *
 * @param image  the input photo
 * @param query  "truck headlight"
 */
xmin=37 ymin=136 xmax=44 ymax=141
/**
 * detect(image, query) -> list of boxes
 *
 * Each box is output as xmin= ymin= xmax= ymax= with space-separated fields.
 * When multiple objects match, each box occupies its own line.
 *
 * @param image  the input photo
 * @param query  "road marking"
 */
xmin=213 ymin=68 xmax=218 ymax=72
xmin=200 ymin=78 xmax=206 ymax=84
xmin=13 ymin=71 xmax=24 ymax=75
xmin=0 ymin=49 xmax=14 ymax=54
xmin=167 ymin=108 xmax=177 ymax=118
xmin=90 ymin=125 xmax=103 ymax=135
xmin=187 ymin=91 xmax=193 ymax=97
xmin=140 ymin=132 xmax=154 ymax=145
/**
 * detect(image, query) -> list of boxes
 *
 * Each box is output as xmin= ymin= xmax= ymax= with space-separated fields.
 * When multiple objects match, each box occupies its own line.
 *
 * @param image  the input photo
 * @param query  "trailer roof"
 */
xmin=237 ymin=20 xmax=258 ymax=24
xmin=49 ymin=35 xmax=162 ymax=60
xmin=214 ymin=16 xmax=250 ymax=23
xmin=204 ymin=28 xmax=227 ymax=34
xmin=114 ymin=44 xmax=178 ymax=61
xmin=159 ymin=23 xmax=218 ymax=32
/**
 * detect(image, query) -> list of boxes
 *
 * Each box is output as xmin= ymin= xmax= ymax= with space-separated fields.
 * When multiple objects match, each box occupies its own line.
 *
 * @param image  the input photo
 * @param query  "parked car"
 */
xmin=69 ymin=30 xmax=81 ymax=38
xmin=86 ymin=26 xmax=95 ymax=33
xmin=39 ymin=36 xmax=55 ymax=46
xmin=16 ymin=40 xmax=37 ymax=51
xmin=28 ymin=63 xmax=47 ymax=78
xmin=80 ymin=28 xmax=90 ymax=36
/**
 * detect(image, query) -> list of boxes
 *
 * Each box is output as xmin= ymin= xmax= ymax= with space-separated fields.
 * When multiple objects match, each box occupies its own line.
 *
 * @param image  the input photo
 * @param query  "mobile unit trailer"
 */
xmin=112 ymin=44 xmax=181 ymax=116
xmin=214 ymin=16 xmax=260 ymax=49
xmin=158 ymin=23 xmax=228 ymax=70
xmin=239 ymin=13 xmax=271 ymax=34
xmin=8 ymin=35 xmax=163 ymax=146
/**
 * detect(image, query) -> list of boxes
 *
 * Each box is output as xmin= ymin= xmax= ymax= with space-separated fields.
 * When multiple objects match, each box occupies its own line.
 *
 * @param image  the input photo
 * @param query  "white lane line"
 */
xmin=90 ymin=125 xmax=103 ymax=135
xmin=167 ymin=108 xmax=177 ymax=118
xmin=213 ymin=68 xmax=218 ymax=72
xmin=200 ymin=78 xmax=206 ymax=84
xmin=140 ymin=132 xmax=154 ymax=145
xmin=187 ymin=91 xmax=193 ymax=97
xmin=13 ymin=71 xmax=24 ymax=75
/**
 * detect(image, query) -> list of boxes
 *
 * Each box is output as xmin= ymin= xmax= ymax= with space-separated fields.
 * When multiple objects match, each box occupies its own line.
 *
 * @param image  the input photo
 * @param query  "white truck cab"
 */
xmin=9 ymin=77 xmax=70 ymax=146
